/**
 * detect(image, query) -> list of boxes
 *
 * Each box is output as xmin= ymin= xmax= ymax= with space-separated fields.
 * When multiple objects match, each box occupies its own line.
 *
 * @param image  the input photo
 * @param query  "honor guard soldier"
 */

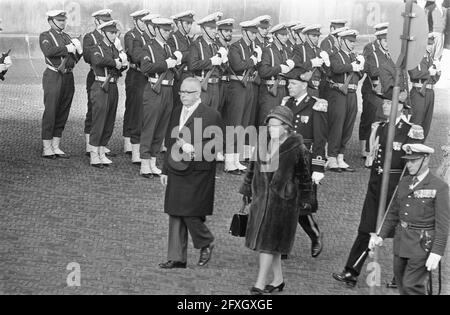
xmin=284 ymin=21 xmax=300 ymax=53
xmin=216 ymin=18 xmax=235 ymax=114
xmin=83 ymin=9 xmax=114 ymax=157
xmin=320 ymin=19 xmax=347 ymax=55
xmin=333 ymin=99 xmax=425 ymax=287
xmin=370 ymin=144 xmax=450 ymax=295
xmin=326 ymin=29 xmax=364 ymax=173
xmin=253 ymin=15 xmax=272 ymax=48
xmin=0 ymin=18 xmax=13 ymax=77
xmin=258 ymin=23 xmax=294 ymax=125
xmin=188 ymin=12 xmax=225 ymax=111
xmin=123 ymin=9 xmax=151 ymax=164
xmin=293 ymin=24 xmax=331 ymax=98
xmin=224 ymin=19 xmax=262 ymax=175
xmin=408 ymin=33 xmax=441 ymax=140
xmin=40 ymin=10 xmax=82 ymax=159
xmin=139 ymin=17 xmax=179 ymax=178
xmin=168 ymin=10 xmax=195 ymax=109
xmin=291 ymin=23 xmax=307 ymax=46
xmin=362 ymin=22 xmax=389 ymax=56
xmin=88 ymin=21 xmax=128 ymax=168
xmin=281 ymin=68 xmax=328 ymax=258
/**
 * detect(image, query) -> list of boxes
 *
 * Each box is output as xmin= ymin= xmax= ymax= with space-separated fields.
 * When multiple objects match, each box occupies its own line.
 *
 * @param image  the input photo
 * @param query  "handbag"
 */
xmin=229 ymin=202 xmax=248 ymax=237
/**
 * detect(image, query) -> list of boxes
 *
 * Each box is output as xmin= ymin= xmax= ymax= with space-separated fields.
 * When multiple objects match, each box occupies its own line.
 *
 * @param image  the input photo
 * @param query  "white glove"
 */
xmin=351 ymin=61 xmax=362 ymax=72
xmin=285 ymin=59 xmax=295 ymax=70
xmin=3 ymin=56 xmax=12 ymax=66
xmin=218 ymin=47 xmax=228 ymax=58
xmin=114 ymin=38 xmax=123 ymax=51
xmin=115 ymin=58 xmax=122 ymax=70
xmin=173 ymin=51 xmax=183 ymax=65
xmin=210 ymin=55 xmax=222 ymax=66
xmin=434 ymin=60 xmax=441 ymax=72
xmin=165 ymin=58 xmax=177 ymax=69
xmin=320 ymin=51 xmax=330 ymax=67
xmin=221 ymin=55 xmax=229 ymax=64
xmin=250 ymin=55 xmax=258 ymax=65
xmin=71 ymin=38 xmax=82 ymax=54
xmin=182 ymin=143 xmax=195 ymax=155
xmin=311 ymin=57 xmax=324 ymax=68
xmin=356 ymin=55 xmax=365 ymax=66
xmin=425 ymin=253 xmax=442 ymax=271
xmin=66 ymin=43 xmax=76 ymax=54
xmin=280 ymin=64 xmax=290 ymax=74
xmin=254 ymin=46 xmax=263 ymax=62
xmin=368 ymin=233 xmax=383 ymax=250
xmin=311 ymin=172 xmax=325 ymax=185
xmin=429 ymin=66 xmax=437 ymax=76
xmin=0 ymin=64 xmax=8 ymax=72
xmin=119 ymin=52 xmax=128 ymax=63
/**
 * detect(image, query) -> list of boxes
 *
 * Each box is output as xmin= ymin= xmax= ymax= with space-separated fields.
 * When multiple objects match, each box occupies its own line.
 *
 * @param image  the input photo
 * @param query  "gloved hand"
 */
xmin=434 ymin=60 xmax=441 ymax=73
xmin=311 ymin=57 xmax=324 ymax=68
xmin=351 ymin=61 xmax=362 ymax=72
xmin=0 ymin=64 xmax=8 ymax=72
xmin=182 ymin=142 xmax=195 ymax=155
xmin=115 ymin=58 xmax=122 ymax=70
xmin=221 ymin=55 xmax=229 ymax=64
xmin=119 ymin=52 xmax=128 ymax=63
xmin=399 ymin=91 xmax=407 ymax=103
xmin=173 ymin=51 xmax=183 ymax=65
xmin=356 ymin=55 xmax=365 ymax=68
xmin=280 ymin=64 xmax=290 ymax=74
xmin=160 ymin=174 xmax=168 ymax=187
xmin=243 ymin=195 xmax=252 ymax=205
xmin=311 ymin=172 xmax=325 ymax=185
xmin=3 ymin=56 xmax=12 ymax=66
xmin=429 ymin=66 xmax=437 ymax=76
xmin=210 ymin=55 xmax=222 ymax=66
xmin=71 ymin=38 xmax=83 ymax=54
xmin=320 ymin=51 xmax=330 ymax=67
xmin=250 ymin=55 xmax=259 ymax=65
xmin=254 ymin=45 xmax=263 ymax=62
xmin=368 ymin=233 xmax=383 ymax=250
xmin=285 ymin=59 xmax=295 ymax=70
xmin=165 ymin=58 xmax=177 ymax=69
xmin=218 ymin=47 xmax=228 ymax=58
xmin=114 ymin=38 xmax=123 ymax=51
xmin=66 ymin=43 xmax=76 ymax=54
xmin=425 ymin=253 xmax=442 ymax=271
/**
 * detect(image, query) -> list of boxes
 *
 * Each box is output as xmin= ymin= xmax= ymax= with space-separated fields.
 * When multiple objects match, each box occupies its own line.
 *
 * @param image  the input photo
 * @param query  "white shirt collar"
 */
xmin=412 ymin=169 xmax=430 ymax=189
xmin=179 ymin=100 xmax=201 ymax=129
xmin=296 ymin=93 xmax=308 ymax=105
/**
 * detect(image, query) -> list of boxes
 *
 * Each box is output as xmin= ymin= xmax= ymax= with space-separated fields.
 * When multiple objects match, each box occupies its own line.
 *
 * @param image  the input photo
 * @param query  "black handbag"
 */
xmin=229 ymin=203 xmax=248 ymax=237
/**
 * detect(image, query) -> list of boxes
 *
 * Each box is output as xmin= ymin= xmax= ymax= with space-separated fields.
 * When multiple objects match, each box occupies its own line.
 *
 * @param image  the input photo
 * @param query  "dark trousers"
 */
xmin=410 ymin=88 xmax=434 ymax=139
xmin=394 ymin=255 xmax=428 ymax=295
xmin=360 ymin=92 xmax=379 ymax=142
xmin=89 ymin=81 xmax=118 ymax=147
xmin=124 ymin=69 xmax=148 ymax=144
xmin=218 ymin=80 xmax=230 ymax=116
xmin=41 ymin=69 xmax=74 ymax=140
xmin=200 ymin=83 xmax=220 ymax=111
xmin=140 ymin=84 xmax=173 ymax=159
xmin=250 ymin=82 xmax=259 ymax=127
xmin=167 ymin=215 xmax=215 ymax=263
xmin=298 ymin=214 xmax=320 ymax=242
xmin=84 ymin=69 xmax=95 ymax=134
xmin=223 ymin=81 xmax=254 ymax=153
xmin=327 ymin=90 xmax=358 ymax=157
xmin=257 ymin=85 xmax=288 ymax=126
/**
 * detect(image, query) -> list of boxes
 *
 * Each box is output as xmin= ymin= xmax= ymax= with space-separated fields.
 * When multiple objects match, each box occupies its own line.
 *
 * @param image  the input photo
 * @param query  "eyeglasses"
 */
xmin=178 ymin=90 xmax=199 ymax=95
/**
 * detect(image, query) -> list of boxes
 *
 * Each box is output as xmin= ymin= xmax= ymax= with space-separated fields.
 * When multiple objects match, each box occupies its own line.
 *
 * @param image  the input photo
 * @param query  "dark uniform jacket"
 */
xmin=293 ymin=41 xmax=330 ymax=91
xmin=139 ymin=39 xmax=175 ymax=81
xmin=259 ymin=42 xmax=290 ymax=80
xmin=255 ymin=36 xmax=270 ymax=49
xmin=282 ymin=95 xmax=328 ymax=173
xmin=329 ymin=50 xmax=363 ymax=87
xmin=188 ymin=36 xmax=221 ymax=79
xmin=409 ymin=51 xmax=440 ymax=85
xmin=320 ymin=34 xmax=338 ymax=55
xmin=40 ymin=28 xmax=82 ymax=70
xmin=90 ymin=40 xmax=120 ymax=78
xmin=167 ymin=30 xmax=192 ymax=65
xmin=83 ymin=30 xmax=103 ymax=65
xmin=215 ymin=39 xmax=233 ymax=77
xmin=229 ymin=38 xmax=257 ymax=77
xmin=380 ymin=172 xmax=450 ymax=258
xmin=124 ymin=27 xmax=152 ymax=68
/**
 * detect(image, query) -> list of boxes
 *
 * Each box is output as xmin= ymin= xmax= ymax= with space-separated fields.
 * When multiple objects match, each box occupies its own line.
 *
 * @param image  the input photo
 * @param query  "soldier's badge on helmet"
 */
xmin=393 ymin=142 xmax=402 ymax=151
xmin=301 ymin=116 xmax=309 ymax=124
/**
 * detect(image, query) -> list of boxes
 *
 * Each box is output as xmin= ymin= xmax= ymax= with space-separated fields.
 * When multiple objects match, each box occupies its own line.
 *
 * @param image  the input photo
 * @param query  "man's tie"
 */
xmin=410 ymin=176 xmax=419 ymax=189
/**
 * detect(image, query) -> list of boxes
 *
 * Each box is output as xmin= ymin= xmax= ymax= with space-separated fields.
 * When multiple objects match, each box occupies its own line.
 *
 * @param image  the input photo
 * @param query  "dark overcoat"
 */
xmin=239 ymin=134 xmax=314 ymax=255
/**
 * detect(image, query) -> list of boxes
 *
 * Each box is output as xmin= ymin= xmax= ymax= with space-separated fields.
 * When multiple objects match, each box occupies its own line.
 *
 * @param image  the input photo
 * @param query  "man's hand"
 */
xmin=3 ymin=56 xmax=12 ymax=66
xmin=66 ymin=43 xmax=76 ymax=54
xmin=369 ymin=233 xmax=383 ymax=250
xmin=114 ymin=38 xmax=123 ymax=51
xmin=285 ymin=59 xmax=295 ymax=70
xmin=173 ymin=51 xmax=183 ymax=65
xmin=356 ymin=55 xmax=365 ymax=68
xmin=425 ymin=253 xmax=441 ymax=271
xmin=115 ymin=59 xmax=122 ymax=70
xmin=351 ymin=61 xmax=362 ymax=72
xmin=210 ymin=55 xmax=222 ymax=66
xmin=254 ymin=46 xmax=263 ymax=62
xmin=71 ymin=38 xmax=83 ymax=54
xmin=320 ymin=51 xmax=330 ymax=67
xmin=311 ymin=172 xmax=324 ymax=185
xmin=218 ymin=47 xmax=228 ymax=58
xmin=160 ymin=175 xmax=168 ymax=187
xmin=311 ymin=57 xmax=324 ymax=68
xmin=165 ymin=58 xmax=177 ymax=69
xmin=182 ymin=143 xmax=195 ymax=155
xmin=429 ymin=66 xmax=437 ymax=76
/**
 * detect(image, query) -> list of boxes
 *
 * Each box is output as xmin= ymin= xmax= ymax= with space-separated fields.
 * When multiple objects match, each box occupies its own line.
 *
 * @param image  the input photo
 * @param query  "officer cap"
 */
xmin=302 ymin=24 xmax=322 ymax=36
xmin=374 ymin=22 xmax=389 ymax=31
xmin=98 ymin=20 xmax=119 ymax=33
xmin=142 ymin=14 xmax=161 ymax=25
xmin=375 ymin=28 xmax=388 ymax=38
xmin=171 ymin=10 xmax=195 ymax=23
xmin=130 ymin=9 xmax=150 ymax=20
xmin=330 ymin=19 xmax=347 ymax=28
xmin=281 ymin=68 xmax=312 ymax=82
xmin=338 ymin=29 xmax=359 ymax=41
xmin=217 ymin=18 xmax=235 ymax=31
xmin=92 ymin=9 xmax=113 ymax=21
xmin=46 ymin=10 xmax=67 ymax=21
xmin=285 ymin=21 xmax=300 ymax=29
xmin=152 ymin=17 xmax=174 ymax=31
xmin=240 ymin=20 xmax=260 ymax=33
xmin=265 ymin=106 xmax=294 ymax=128
xmin=292 ymin=23 xmax=306 ymax=33
xmin=253 ymin=15 xmax=272 ymax=29
xmin=402 ymin=144 xmax=434 ymax=160
xmin=331 ymin=26 xmax=349 ymax=35
xmin=269 ymin=23 xmax=288 ymax=35
xmin=197 ymin=12 xmax=223 ymax=28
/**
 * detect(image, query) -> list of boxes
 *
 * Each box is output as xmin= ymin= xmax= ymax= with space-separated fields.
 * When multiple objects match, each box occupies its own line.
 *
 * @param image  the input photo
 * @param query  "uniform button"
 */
xmin=295 ymin=120 xmax=299 ymax=123
xmin=406 ymin=204 xmax=410 ymax=207
xmin=408 ymin=196 xmax=411 ymax=198
xmin=297 ymin=115 xmax=300 ymax=118
xmin=405 ymin=213 xmax=408 ymax=216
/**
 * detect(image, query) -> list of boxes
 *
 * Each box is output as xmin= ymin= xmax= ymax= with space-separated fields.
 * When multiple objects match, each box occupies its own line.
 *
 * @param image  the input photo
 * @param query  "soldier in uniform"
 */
xmin=224 ymin=20 xmax=262 ymax=175
xmin=284 ymin=22 xmax=300 ymax=54
xmin=326 ymin=29 xmax=364 ymax=172
xmin=188 ymin=12 xmax=225 ymax=111
xmin=83 ymin=9 xmax=114 ymax=157
xmin=370 ymin=144 xmax=450 ymax=295
xmin=88 ymin=21 xmax=128 ymax=168
xmin=123 ymin=10 xmax=151 ymax=164
xmin=257 ymin=23 xmax=294 ymax=126
xmin=39 ymin=10 xmax=82 ymax=159
xmin=320 ymin=19 xmax=347 ymax=55
xmin=333 ymin=99 xmax=425 ymax=287
xmin=253 ymin=15 xmax=272 ymax=48
xmin=216 ymin=18 xmax=235 ymax=115
xmin=0 ymin=18 xmax=12 ymax=77
xmin=139 ymin=17 xmax=179 ymax=178
xmin=168 ymin=10 xmax=195 ymax=109
xmin=409 ymin=33 xmax=441 ymax=139
xmin=291 ymin=23 xmax=307 ymax=46
xmin=281 ymin=68 xmax=328 ymax=258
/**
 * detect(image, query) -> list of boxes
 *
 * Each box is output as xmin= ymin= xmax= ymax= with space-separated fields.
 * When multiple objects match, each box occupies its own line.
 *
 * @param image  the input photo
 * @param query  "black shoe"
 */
xmin=42 ymin=155 xmax=56 ymax=160
xmin=159 ymin=261 xmax=187 ymax=269
xmin=332 ymin=271 xmax=357 ymax=287
xmin=225 ymin=169 xmax=242 ymax=176
xmin=264 ymin=282 xmax=285 ymax=293
xmin=55 ymin=153 xmax=70 ymax=159
xmin=250 ymin=287 xmax=266 ymax=295
xmin=311 ymin=233 xmax=323 ymax=258
xmin=386 ymin=277 xmax=398 ymax=289
xmin=140 ymin=173 xmax=153 ymax=179
xmin=124 ymin=151 xmax=132 ymax=156
xmin=281 ymin=254 xmax=289 ymax=260
xmin=329 ymin=167 xmax=342 ymax=173
xmin=198 ymin=244 xmax=214 ymax=266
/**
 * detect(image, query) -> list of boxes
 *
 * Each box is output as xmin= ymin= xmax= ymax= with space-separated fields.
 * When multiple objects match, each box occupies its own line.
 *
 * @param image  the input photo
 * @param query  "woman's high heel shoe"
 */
xmin=250 ymin=287 xmax=266 ymax=295
xmin=264 ymin=282 xmax=285 ymax=293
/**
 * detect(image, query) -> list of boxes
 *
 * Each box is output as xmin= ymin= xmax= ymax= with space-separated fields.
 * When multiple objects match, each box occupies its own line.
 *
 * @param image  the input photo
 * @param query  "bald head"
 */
xmin=180 ymin=77 xmax=202 ymax=107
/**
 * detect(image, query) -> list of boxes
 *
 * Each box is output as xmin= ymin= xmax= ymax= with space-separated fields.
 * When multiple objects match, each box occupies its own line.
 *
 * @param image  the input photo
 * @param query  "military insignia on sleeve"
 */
xmin=414 ymin=190 xmax=437 ymax=199
xmin=393 ymin=142 xmax=402 ymax=151
xmin=144 ymin=56 xmax=151 ymax=61
xmin=42 ymin=39 xmax=50 ymax=45
xmin=94 ymin=52 xmax=101 ymax=56
xmin=408 ymin=124 xmax=424 ymax=140
xmin=312 ymin=98 xmax=328 ymax=112
xmin=301 ymin=116 xmax=310 ymax=124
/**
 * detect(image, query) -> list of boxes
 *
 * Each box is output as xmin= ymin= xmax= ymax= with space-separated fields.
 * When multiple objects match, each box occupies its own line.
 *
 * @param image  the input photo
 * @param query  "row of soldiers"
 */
xmin=34 ymin=8 xmax=441 ymax=178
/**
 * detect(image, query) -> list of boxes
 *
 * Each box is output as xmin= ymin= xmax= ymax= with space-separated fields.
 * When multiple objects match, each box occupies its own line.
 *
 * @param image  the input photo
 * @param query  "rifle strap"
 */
xmin=199 ymin=40 xmax=205 ymax=77
xmin=147 ymin=44 xmax=157 ymax=78
xmin=173 ymin=34 xmax=180 ymax=50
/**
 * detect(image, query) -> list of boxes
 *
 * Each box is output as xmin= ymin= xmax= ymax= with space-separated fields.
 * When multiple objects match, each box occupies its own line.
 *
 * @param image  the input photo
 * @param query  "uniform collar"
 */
xmin=296 ymin=93 xmax=308 ymax=105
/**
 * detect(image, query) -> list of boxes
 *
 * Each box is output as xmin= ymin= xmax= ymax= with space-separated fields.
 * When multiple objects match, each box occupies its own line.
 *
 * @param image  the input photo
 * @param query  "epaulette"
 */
xmin=312 ymin=97 xmax=328 ymax=112
xmin=280 ymin=96 xmax=292 ymax=106
xmin=408 ymin=124 xmax=424 ymax=140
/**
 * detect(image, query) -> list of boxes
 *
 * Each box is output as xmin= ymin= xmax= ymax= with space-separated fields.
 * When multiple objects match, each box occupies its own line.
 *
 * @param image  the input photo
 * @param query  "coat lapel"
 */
xmin=184 ymin=103 xmax=205 ymax=129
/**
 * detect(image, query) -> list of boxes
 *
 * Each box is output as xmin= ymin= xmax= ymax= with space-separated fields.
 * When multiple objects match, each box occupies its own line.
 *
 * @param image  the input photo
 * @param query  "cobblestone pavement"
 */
xmin=1 ymin=60 xmax=449 ymax=295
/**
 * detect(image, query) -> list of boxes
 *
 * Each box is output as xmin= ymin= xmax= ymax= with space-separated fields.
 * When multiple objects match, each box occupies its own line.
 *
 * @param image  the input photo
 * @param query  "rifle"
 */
xmin=241 ymin=42 xmax=260 ymax=88
xmin=200 ymin=66 xmax=216 ymax=92
xmin=339 ymin=54 xmax=361 ymax=95
xmin=58 ymin=34 xmax=82 ymax=74
xmin=419 ymin=65 xmax=435 ymax=96
xmin=0 ymin=49 xmax=12 ymax=81
xmin=102 ymin=49 xmax=128 ymax=93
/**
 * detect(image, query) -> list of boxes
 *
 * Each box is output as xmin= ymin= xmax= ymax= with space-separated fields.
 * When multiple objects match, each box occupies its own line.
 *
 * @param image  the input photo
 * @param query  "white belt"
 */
xmin=262 ymin=79 xmax=287 ymax=86
xmin=412 ymin=83 xmax=434 ymax=90
xmin=195 ymin=76 xmax=220 ymax=84
xmin=221 ymin=75 xmax=230 ymax=81
xmin=332 ymin=83 xmax=358 ymax=91
xmin=95 ymin=76 xmax=117 ymax=83
xmin=148 ymin=77 xmax=174 ymax=86
xmin=230 ymin=75 xmax=256 ymax=82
